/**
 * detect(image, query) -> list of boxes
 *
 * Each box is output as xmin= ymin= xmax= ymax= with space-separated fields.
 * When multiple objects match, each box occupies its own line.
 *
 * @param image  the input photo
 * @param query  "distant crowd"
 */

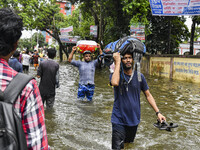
xmin=0 ymin=7 xmax=168 ymax=150
xmin=8 ymin=48 xmax=48 ymax=73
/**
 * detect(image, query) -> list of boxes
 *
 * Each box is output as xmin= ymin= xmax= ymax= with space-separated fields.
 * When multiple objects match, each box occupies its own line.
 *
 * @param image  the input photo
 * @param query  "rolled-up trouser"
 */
xmin=77 ymin=84 xmax=95 ymax=101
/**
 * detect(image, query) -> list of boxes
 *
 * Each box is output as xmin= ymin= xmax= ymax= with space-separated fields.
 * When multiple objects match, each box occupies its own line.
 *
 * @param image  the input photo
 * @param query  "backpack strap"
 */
xmin=4 ymin=73 xmax=34 ymax=104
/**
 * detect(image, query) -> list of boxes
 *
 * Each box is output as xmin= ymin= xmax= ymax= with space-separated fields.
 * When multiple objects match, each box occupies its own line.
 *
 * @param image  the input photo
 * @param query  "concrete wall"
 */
xmin=141 ymin=55 xmax=200 ymax=83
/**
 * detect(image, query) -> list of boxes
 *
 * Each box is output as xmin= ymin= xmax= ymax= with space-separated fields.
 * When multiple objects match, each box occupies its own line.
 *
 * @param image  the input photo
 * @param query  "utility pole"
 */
xmin=36 ymin=30 xmax=39 ymax=50
xmin=31 ymin=30 xmax=33 ymax=50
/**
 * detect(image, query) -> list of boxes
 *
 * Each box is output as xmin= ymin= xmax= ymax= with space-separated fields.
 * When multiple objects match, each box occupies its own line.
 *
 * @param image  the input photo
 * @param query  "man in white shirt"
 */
xmin=22 ymin=50 xmax=31 ymax=73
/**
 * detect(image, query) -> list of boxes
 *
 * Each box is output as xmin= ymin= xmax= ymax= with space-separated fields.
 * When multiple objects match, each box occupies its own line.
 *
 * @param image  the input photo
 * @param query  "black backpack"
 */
xmin=0 ymin=73 xmax=33 ymax=150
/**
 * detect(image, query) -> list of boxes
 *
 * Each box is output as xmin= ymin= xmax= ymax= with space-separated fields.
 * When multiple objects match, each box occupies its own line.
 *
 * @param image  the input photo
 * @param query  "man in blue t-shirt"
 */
xmin=110 ymin=51 xmax=166 ymax=149
xmin=68 ymin=45 xmax=102 ymax=101
xmin=8 ymin=50 xmax=23 ymax=72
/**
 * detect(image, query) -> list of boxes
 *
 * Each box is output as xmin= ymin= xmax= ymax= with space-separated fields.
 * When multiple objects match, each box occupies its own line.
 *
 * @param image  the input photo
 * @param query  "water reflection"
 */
xmin=31 ymin=63 xmax=200 ymax=150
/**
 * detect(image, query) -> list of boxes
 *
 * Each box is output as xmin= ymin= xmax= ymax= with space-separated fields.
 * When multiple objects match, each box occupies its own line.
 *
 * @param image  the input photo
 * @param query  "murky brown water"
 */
xmin=31 ymin=63 xmax=200 ymax=150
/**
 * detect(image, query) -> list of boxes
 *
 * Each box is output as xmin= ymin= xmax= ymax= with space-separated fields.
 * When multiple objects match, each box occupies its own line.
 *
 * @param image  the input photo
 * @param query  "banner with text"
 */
xmin=59 ymin=35 xmax=80 ymax=44
xmin=90 ymin=25 xmax=97 ymax=37
xmin=149 ymin=0 xmax=200 ymax=16
xmin=130 ymin=24 xmax=145 ymax=42
xmin=60 ymin=26 xmax=73 ymax=36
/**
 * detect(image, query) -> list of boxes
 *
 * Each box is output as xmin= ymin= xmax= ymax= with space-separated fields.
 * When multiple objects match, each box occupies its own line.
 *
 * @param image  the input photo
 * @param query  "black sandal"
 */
xmin=153 ymin=120 xmax=178 ymax=132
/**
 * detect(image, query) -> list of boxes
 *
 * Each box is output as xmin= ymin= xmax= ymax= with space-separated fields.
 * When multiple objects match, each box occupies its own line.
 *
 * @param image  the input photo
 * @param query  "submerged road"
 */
xmin=30 ymin=63 xmax=200 ymax=150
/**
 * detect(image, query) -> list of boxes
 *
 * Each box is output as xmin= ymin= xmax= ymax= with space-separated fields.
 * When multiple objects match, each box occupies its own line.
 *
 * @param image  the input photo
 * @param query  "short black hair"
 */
xmin=13 ymin=50 xmax=20 ymax=58
xmin=121 ymin=44 xmax=134 ymax=56
xmin=83 ymin=50 xmax=91 ymax=56
xmin=47 ymin=48 xmax=56 ymax=59
xmin=0 ymin=8 xmax=23 ymax=56
xmin=121 ymin=51 xmax=132 ymax=56
xmin=26 ymin=50 xmax=29 ymax=54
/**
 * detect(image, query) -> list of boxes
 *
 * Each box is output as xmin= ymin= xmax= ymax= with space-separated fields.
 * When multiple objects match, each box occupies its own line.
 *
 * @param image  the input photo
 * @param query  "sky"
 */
xmin=21 ymin=29 xmax=37 ymax=39
xmin=185 ymin=16 xmax=192 ymax=30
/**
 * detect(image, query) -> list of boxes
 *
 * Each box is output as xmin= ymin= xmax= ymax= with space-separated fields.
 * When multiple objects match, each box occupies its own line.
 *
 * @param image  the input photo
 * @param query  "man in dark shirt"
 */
xmin=37 ymin=48 xmax=59 ymax=108
xmin=110 ymin=51 xmax=166 ymax=149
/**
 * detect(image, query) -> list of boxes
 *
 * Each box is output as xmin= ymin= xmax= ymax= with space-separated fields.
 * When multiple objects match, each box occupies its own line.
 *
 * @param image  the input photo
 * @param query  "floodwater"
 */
xmin=31 ymin=63 xmax=200 ymax=150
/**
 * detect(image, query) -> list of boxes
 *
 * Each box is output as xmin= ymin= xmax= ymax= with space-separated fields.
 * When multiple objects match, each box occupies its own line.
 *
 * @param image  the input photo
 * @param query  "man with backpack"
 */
xmin=109 ymin=38 xmax=166 ymax=149
xmin=0 ymin=8 xmax=49 ymax=150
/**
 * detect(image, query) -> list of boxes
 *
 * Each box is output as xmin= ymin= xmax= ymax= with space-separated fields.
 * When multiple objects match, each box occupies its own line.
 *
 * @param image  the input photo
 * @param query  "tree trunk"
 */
xmin=190 ymin=20 xmax=196 ymax=55
xmin=98 ymin=5 xmax=103 ymax=45
xmin=168 ymin=18 xmax=171 ymax=54
xmin=45 ymin=29 xmax=68 ymax=62
xmin=90 ymin=7 xmax=99 ymax=43
xmin=59 ymin=46 xmax=63 ymax=62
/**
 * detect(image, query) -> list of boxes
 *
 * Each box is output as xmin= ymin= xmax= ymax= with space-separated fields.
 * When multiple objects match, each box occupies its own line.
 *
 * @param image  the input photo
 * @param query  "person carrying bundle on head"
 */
xmin=68 ymin=41 xmax=102 ymax=101
xmin=107 ymin=36 xmax=166 ymax=149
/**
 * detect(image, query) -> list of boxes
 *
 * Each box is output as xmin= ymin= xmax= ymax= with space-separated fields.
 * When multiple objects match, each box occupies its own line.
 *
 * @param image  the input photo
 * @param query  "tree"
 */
xmin=18 ymin=32 xmax=47 ymax=51
xmin=146 ymin=16 xmax=189 ymax=54
xmin=122 ymin=0 xmax=190 ymax=54
xmin=63 ymin=9 xmax=95 ymax=39
xmin=21 ymin=1 xmax=66 ymax=61
xmin=122 ymin=0 xmax=150 ymax=25
xmin=31 ymin=32 xmax=47 ymax=48
xmin=189 ymin=16 xmax=200 ymax=55
xmin=18 ymin=38 xmax=32 ymax=51
xmin=68 ymin=0 xmax=135 ymax=45
xmin=0 ymin=0 xmax=69 ymax=61
xmin=194 ymin=26 xmax=200 ymax=41
xmin=69 ymin=0 xmax=110 ymax=45
xmin=0 ymin=0 xmax=192 ymax=55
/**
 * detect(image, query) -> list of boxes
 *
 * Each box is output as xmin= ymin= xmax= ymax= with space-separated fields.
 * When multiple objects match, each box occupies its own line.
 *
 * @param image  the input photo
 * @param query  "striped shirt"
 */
xmin=71 ymin=59 xmax=98 ymax=85
xmin=0 ymin=58 xmax=49 ymax=150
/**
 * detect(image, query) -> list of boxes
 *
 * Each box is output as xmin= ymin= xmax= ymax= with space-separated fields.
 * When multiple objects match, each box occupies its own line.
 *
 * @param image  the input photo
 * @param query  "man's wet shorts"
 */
xmin=78 ymin=84 xmax=95 ymax=101
xmin=34 ymin=64 xmax=39 ymax=68
xmin=112 ymin=123 xmax=138 ymax=149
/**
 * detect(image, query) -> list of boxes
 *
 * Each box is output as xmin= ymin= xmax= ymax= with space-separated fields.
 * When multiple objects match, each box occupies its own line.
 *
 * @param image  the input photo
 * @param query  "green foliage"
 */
xmin=32 ymin=32 xmax=47 ymax=47
xmin=0 ymin=0 xmax=18 ymax=8
xmin=0 ymin=0 xmax=194 ymax=55
xmin=122 ymin=0 xmax=150 ymax=25
xmin=146 ymin=16 xmax=190 ymax=54
xmin=18 ymin=38 xmax=32 ymax=51
xmin=62 ymin=9 xmax=95 ymax=39
xmin=18 ymin=32 xmax=47 ymax=51
xmin=0 ymin=0 xmax=61 ymax=30
xmin=68 ymin=0 xmax=134 ymax=44
xmin=194 ymin=27 xmax=200 ymax=41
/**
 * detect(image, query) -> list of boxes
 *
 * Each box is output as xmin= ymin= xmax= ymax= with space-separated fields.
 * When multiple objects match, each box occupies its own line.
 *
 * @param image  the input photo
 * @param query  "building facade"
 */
xmin=44 ymin=0 xmax=74 ymax=44
xmin=179 ymin=43 xmax=200 ymax=55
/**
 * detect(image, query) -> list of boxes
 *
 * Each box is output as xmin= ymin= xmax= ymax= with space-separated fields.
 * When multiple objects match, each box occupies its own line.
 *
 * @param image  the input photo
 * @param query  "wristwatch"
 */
xmin=156 ymin=111 xmax=161 ymax=116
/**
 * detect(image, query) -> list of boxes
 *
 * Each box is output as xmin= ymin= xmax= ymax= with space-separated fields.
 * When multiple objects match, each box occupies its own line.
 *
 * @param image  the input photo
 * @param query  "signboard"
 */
xmin=130 ymin=24 xmax=145 ymax=42
xmin=90 ymin=25 xmax=97 ymax=37
xmin=59 ymin=35 xmax=80 ymax=44
xmin=60 ymin=26 xmax=73 ymax=36
xmin=173 ymin=58 xmax=200 ymax=82
xmin=149 ymin=0 xmax=200 ymax=16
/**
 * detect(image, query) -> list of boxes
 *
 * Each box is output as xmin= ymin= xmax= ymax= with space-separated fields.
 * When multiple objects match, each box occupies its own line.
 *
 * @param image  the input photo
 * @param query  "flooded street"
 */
xmin=31 ymin=63 xmax=200 ymax=150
